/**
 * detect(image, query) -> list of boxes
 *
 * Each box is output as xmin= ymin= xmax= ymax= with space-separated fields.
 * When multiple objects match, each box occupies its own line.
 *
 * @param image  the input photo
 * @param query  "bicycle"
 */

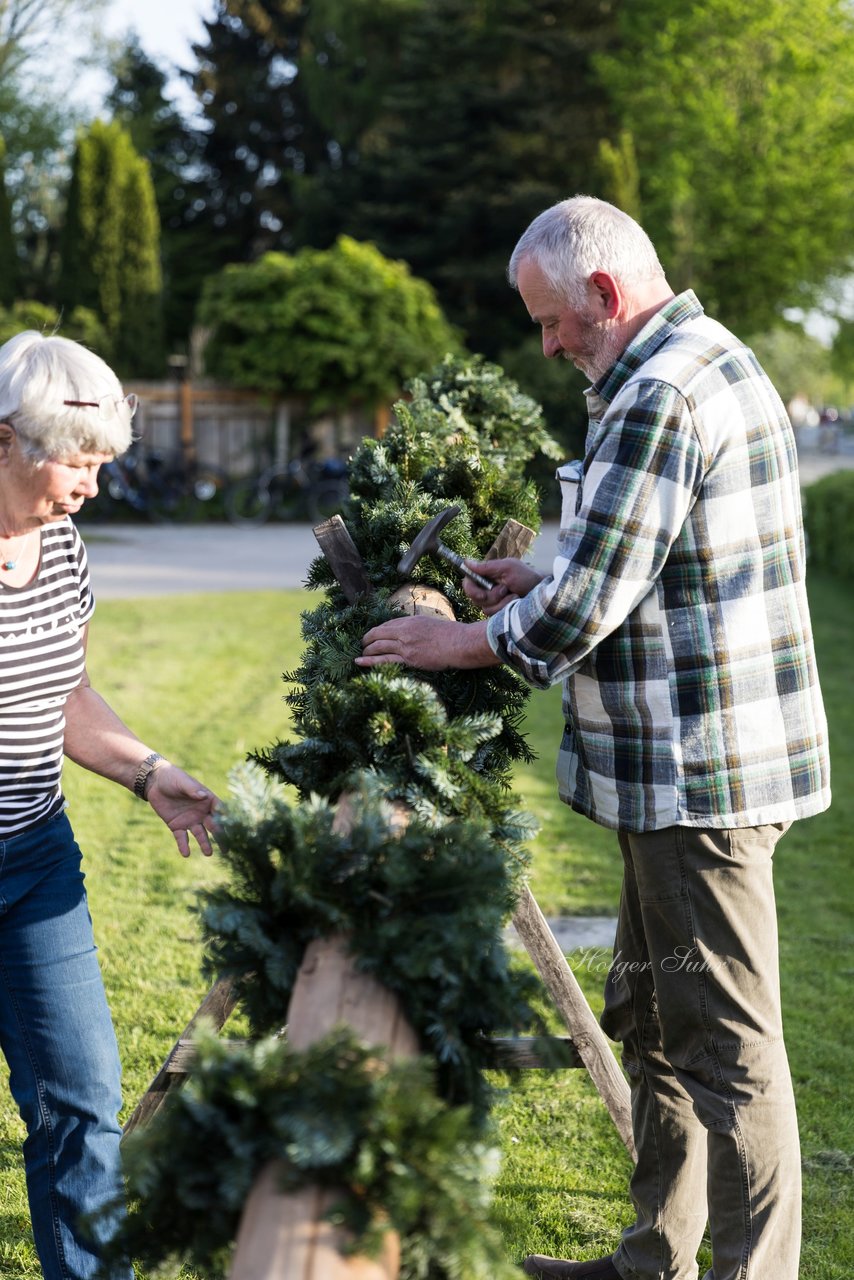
xmin=225 ymin=455 xmax=349 ymax=527
xmin=90 ymin=444 xmax=228 ymax=523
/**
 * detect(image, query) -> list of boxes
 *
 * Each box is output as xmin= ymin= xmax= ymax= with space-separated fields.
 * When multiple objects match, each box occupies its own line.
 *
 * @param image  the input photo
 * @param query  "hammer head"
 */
xmin=398 ymin=505 xmax=461 ymax=575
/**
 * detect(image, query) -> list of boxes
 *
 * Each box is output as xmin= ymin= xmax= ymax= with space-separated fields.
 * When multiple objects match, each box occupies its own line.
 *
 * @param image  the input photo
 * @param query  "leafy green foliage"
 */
xmin=198 ymin=237 xmax=460 ymax=411
xmin=110 ymin=1026 xmax=520 ymax=1280
xmin=0 ymin=299 xmax=108 ymax=350
xmin=750 ymin=325 xmax=842 ymax=410
xmin=202 ymin=768 xmax=540 ymax=1112
xmin=597 ymin=0 xmax=854 ymax=335
xmin=113 ymin=355 xmax=558 ymax=1274
xmin=803 ymin=473 xmax=854 ymax=581
xmin=830 ymin=317 xmax=854 ymax=390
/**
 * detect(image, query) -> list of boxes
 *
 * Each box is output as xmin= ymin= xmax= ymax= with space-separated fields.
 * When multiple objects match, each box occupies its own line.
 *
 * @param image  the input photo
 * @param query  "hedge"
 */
xmin=803 ymin=470 xmax=854 ymax=581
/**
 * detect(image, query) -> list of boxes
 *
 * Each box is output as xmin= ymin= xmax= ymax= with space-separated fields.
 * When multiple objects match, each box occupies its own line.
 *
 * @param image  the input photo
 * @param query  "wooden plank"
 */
xmin=284 ymin=934 xmax=420 ymax=1058
xmin=122 ymin=976 xmax=239 ymax=1138
xmin=166 ymin=1033 xmax=583 ymax=1074
xmin=229 ymin=800 xmax=418 ymax=1279
xmin=485 ymin=518 xmax=536 ymax=562
xmin=313 ymin=515 xmax=371 ymax=602
xmin=512 ymin=886 xmax=636 ymax=1162
xmin=231 ymin=1174 xmax=399 ymax=1280
xmin=482 ymin=1035 xmax=583 ymax=1070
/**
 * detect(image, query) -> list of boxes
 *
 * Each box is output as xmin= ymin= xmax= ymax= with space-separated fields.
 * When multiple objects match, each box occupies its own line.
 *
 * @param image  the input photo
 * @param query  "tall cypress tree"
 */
xmin=0 ymin=137 xmax=17 ymax=306
xmin=105 ymin=36 xmax=202 ymax=349
xmin=117 ymin=152 xmax=164 ymax=375
xmin=58 ymin=120 xmax=163 ymax=374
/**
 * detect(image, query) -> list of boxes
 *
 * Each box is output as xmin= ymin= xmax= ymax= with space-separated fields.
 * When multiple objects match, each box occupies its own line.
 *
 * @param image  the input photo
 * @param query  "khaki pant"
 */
xmin=600 ymin=824 xmax=800 ymax=1280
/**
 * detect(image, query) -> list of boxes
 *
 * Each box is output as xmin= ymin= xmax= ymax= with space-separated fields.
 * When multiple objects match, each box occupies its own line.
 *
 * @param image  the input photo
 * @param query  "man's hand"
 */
xmin=357 ymin=616 xmax=498 ymax=670
xmin=462 ymin=557 xmax=545 ymax=615
xmin=146 ymin=764 xmax=220 ymax=858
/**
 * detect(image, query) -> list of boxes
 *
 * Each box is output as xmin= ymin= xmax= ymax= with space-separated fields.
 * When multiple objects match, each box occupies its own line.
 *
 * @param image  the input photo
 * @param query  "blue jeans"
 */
xmin=0 ymin=811 xmax=132 ymax=1280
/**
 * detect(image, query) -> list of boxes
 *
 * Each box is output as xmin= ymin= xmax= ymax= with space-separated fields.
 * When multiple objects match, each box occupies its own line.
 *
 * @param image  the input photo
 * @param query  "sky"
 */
xmin=76 ymin=0 xmax=214 ymax=113
xmin=104 ymin=0 xmax=212 ymax=73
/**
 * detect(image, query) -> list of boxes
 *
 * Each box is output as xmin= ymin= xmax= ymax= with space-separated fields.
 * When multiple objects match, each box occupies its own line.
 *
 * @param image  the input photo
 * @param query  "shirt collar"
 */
xmin=591 ymin=290 xmax=704 ymax=407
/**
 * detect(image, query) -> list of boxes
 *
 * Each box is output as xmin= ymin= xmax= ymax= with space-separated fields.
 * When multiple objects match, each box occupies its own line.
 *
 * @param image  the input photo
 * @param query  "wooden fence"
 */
xmin=125 ymin=379 xmax=376 ymax=478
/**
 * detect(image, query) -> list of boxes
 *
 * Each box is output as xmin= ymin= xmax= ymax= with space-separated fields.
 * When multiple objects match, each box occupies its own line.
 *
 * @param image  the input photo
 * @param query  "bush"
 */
xmin=803 ymin=471 xmax=854 ymax=581
xmin=0 ymin=300 xmax=109 ymax=353
xmin=197 ymin=236 xmax=462 ymax=413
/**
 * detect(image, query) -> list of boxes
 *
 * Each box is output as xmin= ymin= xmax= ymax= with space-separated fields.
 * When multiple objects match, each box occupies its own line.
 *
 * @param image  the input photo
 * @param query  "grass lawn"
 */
xmin=0 ymin=578 xmax=849 ymax=1277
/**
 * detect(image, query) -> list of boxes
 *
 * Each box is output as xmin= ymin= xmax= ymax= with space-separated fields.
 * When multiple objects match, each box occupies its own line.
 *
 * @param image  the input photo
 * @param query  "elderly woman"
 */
xmin=0 ymin=330 xmax=218 ymax=1279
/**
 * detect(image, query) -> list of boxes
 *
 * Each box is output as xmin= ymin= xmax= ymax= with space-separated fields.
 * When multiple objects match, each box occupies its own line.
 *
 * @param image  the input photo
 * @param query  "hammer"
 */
xmin=397 ymin=505 xmax=495 ymax=590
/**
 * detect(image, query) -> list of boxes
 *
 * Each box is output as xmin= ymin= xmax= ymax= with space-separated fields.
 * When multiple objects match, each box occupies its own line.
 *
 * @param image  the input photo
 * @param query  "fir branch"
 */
xmin=103 ymin=1027 xmax=520 ymax=1280
xmin=201 ymin=767 xmax=541 ymax=1114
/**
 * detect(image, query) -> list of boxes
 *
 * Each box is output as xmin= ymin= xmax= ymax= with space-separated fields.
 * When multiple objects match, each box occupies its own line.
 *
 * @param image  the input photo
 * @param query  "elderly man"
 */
xmin=358 ymin=196 xmax=830 ymax=1280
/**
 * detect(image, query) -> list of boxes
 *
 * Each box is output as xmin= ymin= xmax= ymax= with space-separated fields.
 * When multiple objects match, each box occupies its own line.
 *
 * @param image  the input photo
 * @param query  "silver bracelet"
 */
xmin=133 ymin=752 xmax=167 ymax=800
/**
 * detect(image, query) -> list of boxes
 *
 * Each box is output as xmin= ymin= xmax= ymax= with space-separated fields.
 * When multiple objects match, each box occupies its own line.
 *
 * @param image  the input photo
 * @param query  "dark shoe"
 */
xmin=522 ymin=1255 xmax=621 ymax=1279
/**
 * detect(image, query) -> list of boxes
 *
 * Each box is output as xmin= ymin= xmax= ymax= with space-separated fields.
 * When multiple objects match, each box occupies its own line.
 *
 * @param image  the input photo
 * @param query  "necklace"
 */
xmin=0 ymin=532 xmax=29 ymax=571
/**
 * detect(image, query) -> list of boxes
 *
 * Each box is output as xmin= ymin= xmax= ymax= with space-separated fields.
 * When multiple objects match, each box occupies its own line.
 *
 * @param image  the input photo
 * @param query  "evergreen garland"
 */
xmin=260 ymin=353 xmax=560 ymax=814
xmin=200 ymin=767 xmax=541 ymax=1115
xmin=108 ymin=1026 xmax=521 ymax=1280
xmin=108 ymin=355 xmax=563 ymax=1277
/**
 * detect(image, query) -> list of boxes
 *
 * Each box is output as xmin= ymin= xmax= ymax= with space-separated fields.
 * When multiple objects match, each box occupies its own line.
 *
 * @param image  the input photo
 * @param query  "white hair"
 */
xmin=508 ymin=196 xmax=666 ymax=307
xmin=0 ymin=331 xmax=133 ymax=462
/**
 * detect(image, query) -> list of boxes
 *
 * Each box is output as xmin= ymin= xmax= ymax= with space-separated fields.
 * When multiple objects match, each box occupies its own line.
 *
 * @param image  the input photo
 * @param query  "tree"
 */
xmin=0 ymin=137 xmax=17 ymax=305
xmin=349 ymin=0 xmax=620 ymax=359
xmin=183 ymin=0 xmax=418 ymax=258
xmin=105 ymin=34 xmax=213 ymax=349
xmin=175 ymin=0 xmax=622 ymax=362
xmin=0 ymin=300 xmax=107 ymax=351
xmin=596 ymin=0 xmax=854 ymax=336
xmin=830 ymin=319 xmax=854 ymax=393
xmin=197 ymin=236 xmax=460 ymax=413
xmin=750 ymin=324 xmax=839 ymax=409
xmin=0 ymin=0 xmax=109 ymax=299
xmin=58 ymin=119 xmax=163 ymax=375
xmin=0 ymin=0 xmax=106 ymax=80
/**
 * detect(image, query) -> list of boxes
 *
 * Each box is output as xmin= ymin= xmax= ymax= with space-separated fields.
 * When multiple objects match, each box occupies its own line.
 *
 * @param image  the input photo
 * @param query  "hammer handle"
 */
xmin=437 ymin=543 xmax=495 ymax=591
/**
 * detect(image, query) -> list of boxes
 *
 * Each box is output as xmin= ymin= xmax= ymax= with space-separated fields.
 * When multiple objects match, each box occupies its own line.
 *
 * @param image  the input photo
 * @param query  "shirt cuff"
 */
xmin=486 ymin=604 xmax=553 ymax=689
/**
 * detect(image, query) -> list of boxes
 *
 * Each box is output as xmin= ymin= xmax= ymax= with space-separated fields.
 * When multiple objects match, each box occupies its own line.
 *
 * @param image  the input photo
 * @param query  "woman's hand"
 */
xmin=145 ymin=764 xmax=220 ymax=857
xmin=462 ymin=557 xmax=545 ymax=616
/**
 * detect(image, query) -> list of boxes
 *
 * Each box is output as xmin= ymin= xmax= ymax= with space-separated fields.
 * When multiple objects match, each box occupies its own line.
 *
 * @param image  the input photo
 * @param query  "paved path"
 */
xmin=81 ymin=446 xmax=853 ymax=600
xmin=79 ymin=518 xmax=567 ymax=598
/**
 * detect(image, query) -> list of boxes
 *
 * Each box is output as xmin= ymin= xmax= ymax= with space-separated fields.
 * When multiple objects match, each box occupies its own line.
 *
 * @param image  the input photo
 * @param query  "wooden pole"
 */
xmin=123 ymin=976 xmax=238 ymax=1138
xmin=229 ymin=796 xmax=418 ymax=1280
xmin=476 ymin=520 xmax=635 ymax=1158
xmin=512 ymin=886 xmax=636 ymax=1162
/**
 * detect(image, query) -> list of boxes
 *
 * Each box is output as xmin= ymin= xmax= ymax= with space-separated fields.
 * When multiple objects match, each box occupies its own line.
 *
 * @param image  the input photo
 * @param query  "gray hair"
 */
xmin=508 ymin=196 xmax=666 ymax=307
xmin=0 ymin=331 xmax=133 ymax=462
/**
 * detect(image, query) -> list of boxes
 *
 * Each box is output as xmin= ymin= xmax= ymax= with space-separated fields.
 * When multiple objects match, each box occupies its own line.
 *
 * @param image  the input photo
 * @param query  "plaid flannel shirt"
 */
xmin=487 ymin=291 xmax=831 ymax=832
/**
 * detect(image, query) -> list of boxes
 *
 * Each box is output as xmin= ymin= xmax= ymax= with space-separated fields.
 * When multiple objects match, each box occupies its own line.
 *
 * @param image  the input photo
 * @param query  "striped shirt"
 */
xmin=0 ymin=519 xmax=94 ymax=836
xmin=487 ymin=291 xmax=831 ymax=832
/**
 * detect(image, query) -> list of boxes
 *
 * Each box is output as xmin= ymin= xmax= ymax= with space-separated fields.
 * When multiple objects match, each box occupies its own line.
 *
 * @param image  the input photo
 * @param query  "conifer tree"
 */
xmin=349 ymin=0 xmax=619 ymax=359
xmin=116 ymin=150 xmax=164 ymax=375
xmin=0 ymin=137 xmax=17 ymax=306
xmin=105 ymin=35 xmax=204 ymax=349
xmin=58 ymin=119 xmax=164 ymax=375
